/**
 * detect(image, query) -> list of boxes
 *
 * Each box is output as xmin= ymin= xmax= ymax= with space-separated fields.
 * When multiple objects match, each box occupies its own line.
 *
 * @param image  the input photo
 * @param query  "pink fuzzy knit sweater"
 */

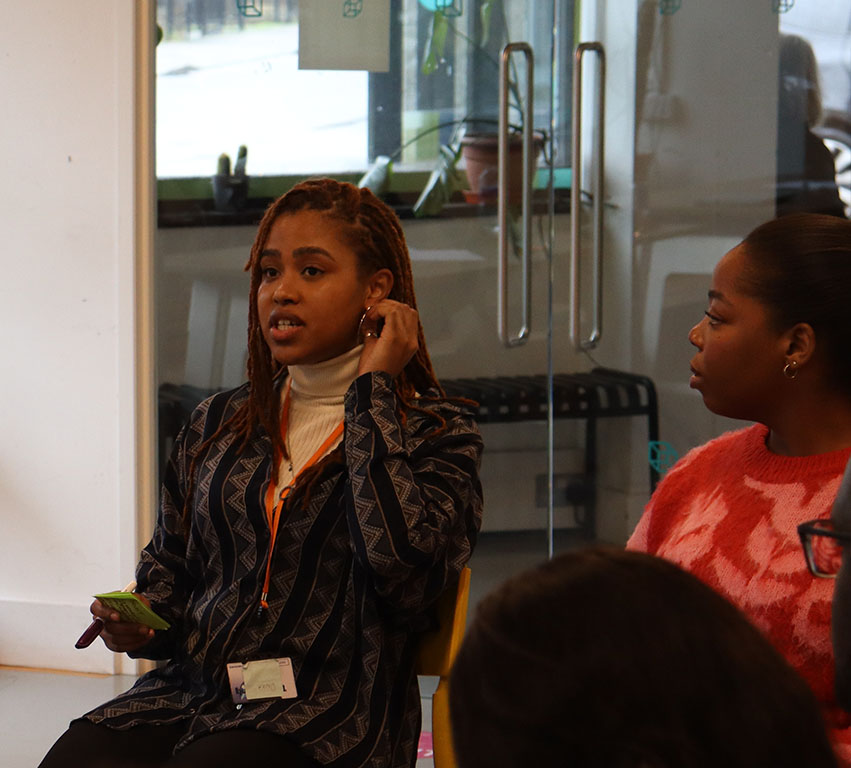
xmin=628 ymin=424 xmax=851 ymax=765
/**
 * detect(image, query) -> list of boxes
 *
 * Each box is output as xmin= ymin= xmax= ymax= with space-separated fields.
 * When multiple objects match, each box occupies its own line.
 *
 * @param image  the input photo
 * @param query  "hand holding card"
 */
xmin=94 ymin=591 xmax=170 ymax=630
xmin=75 ymin=583 xmax=169 ymax=650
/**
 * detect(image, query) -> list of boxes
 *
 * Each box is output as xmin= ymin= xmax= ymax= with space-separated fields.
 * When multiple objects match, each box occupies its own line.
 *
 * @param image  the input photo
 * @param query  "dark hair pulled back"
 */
xmin=738 ymin=212 xmax=851 ymax=395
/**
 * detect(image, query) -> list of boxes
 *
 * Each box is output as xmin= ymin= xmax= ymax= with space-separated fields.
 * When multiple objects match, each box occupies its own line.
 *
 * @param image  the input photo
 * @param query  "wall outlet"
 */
xmin=535 ymin=473 xmax=590 ymax=508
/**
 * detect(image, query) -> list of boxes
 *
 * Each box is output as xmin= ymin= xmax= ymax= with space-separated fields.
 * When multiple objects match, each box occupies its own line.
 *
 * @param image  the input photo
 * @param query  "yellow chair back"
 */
xmin=415 ymin=567 xmax=471 ymax=768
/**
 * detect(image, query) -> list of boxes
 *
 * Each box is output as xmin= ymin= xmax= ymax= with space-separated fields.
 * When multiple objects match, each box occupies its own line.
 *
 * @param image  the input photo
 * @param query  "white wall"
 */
xmin=0 ymin=2 xmax=153 ymax=674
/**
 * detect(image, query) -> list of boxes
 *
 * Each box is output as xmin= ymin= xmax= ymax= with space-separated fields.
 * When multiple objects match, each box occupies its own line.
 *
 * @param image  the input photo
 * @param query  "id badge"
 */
xmin=227 ymin=658 xmax=298 ymax=704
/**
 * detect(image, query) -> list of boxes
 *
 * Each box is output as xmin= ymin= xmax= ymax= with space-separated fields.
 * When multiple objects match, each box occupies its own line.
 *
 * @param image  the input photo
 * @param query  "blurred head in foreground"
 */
xmin=450 ymin=548 xmax=837 ymax=768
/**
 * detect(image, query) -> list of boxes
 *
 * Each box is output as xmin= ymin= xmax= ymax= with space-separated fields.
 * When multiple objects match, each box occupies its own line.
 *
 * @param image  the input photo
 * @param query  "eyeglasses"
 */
xmin=797 ymin=519 xmax=851 ymax=578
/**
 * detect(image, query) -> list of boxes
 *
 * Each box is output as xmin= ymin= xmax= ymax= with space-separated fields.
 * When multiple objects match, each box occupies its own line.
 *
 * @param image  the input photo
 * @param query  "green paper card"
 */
xmin=94 ymin=591 xmax=171 ymax=631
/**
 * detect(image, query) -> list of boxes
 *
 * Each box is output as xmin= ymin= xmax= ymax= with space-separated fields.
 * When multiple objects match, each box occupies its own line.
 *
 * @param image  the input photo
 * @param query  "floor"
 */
xmin=0 ymin=666 xmax=140 ymax=767
xmin=4 ymin=531 xmax=589 ymax=768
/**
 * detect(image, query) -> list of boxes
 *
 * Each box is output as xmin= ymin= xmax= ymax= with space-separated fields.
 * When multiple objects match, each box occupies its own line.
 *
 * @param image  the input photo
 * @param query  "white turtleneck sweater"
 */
xmin=273 ymin=345 xmax=363 ymax=499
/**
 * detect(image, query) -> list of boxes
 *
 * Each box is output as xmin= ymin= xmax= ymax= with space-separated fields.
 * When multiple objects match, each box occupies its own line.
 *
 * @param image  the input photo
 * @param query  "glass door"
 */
xmin=566 ymin=0 xmax=851 ymax=547
xmin=355 ymin=0 xmax=577 ymax=585
xmin=149 ymin=0 xmax=851 ymax=758
xmin=154 ymin=0 xmax=589 ymax=607
xmin=155 ymin=0 xmax=851 ymax=591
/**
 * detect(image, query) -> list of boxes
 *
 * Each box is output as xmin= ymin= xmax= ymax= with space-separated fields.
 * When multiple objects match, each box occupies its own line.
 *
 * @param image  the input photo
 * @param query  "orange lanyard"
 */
xmin=259 ymin=380 xmax=344 ymax=612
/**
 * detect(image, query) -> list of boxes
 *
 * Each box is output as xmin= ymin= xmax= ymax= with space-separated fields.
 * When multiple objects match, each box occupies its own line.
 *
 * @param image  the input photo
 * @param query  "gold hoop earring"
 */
xmin=783 ymin=360 xmax=799 ymax=380
xmin=357 ymin=306 xmax=377 ymax=341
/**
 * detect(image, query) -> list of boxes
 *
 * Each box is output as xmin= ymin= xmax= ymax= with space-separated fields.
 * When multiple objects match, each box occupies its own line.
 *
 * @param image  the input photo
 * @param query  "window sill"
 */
xmin=157 ymin=189 xmax=571 ymax=228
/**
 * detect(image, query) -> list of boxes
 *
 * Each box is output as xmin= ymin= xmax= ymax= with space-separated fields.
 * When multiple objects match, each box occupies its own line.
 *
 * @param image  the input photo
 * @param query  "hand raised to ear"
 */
xmin=357 ymin=300 xmax=419 ymax=378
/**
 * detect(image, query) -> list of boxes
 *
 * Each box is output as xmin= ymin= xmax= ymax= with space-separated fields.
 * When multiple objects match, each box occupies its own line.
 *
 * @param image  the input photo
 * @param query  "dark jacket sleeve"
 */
xmin=343 ymin=372 xmax=483 ymax=618
xmin=128 ymin=420 xmax=197 ymax=660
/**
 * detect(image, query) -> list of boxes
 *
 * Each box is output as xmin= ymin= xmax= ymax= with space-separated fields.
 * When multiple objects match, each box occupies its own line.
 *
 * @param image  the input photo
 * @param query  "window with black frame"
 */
xmin=155 ymin=0 xmax=571 ymax=216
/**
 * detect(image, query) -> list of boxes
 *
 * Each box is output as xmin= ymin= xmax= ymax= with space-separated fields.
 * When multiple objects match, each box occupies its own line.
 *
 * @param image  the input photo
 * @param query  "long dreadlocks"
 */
xmin=182 ymin=178 xmax=448 ymax=529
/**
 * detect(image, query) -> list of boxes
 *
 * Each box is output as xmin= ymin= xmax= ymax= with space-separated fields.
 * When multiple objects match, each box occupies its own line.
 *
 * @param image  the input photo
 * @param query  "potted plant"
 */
xmin=212 ymin=144 xmax=250 ymax=212
xmin=358 ymin=0 xmax=545 ymax=216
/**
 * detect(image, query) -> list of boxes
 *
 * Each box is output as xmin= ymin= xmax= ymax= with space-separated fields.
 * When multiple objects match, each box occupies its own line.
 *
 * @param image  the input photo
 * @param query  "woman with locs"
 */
xmin=39 ymin=179 xmax=483 ymax=768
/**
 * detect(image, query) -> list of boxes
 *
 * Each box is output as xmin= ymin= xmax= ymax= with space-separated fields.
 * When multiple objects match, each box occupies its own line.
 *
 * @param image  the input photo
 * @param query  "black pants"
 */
xmin=38 ymin=720 xmax=320 ymax=768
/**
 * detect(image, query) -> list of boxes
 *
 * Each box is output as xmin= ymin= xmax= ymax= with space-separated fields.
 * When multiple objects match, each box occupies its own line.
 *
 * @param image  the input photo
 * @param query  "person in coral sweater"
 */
xmin=628 ymin=213 xmax=851 ymax=765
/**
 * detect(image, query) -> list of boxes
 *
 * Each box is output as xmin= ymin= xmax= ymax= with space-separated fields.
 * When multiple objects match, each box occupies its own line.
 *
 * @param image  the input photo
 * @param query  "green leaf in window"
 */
xmin=357 ymin=155 xmax=393 ymax=195
xmin=412 ymin=141 xmax=463 ymax=217
xmin=422 ymin=11 xmax=449 ymax=75
xmin=479 ymin=0 xmax=494 ymax=47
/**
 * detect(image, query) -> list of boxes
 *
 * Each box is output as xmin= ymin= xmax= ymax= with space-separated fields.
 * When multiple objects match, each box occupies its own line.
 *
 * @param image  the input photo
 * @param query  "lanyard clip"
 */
xmin=257 ymin=592 xmax=269 ymax=617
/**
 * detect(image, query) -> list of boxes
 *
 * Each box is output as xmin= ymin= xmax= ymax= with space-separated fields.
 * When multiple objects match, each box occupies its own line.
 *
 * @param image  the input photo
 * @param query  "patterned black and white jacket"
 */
xmin=83 ymin=371 xmax=483 ymax=768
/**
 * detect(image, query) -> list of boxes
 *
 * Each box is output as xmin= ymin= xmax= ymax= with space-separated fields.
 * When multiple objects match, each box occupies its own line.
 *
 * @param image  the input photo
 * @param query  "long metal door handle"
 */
xmin=497 ymin=41 xmax=534 ymax=348
xmin=570 ymin=42 xmax=606 ymax=351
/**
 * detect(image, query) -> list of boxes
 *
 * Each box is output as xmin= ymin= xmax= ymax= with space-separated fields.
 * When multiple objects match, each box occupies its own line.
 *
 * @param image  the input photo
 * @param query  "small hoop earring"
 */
xmin=783 ymin=360 xmax=799 ymax=380
xmin=358 ymin=306 xmax=376 ymax=341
